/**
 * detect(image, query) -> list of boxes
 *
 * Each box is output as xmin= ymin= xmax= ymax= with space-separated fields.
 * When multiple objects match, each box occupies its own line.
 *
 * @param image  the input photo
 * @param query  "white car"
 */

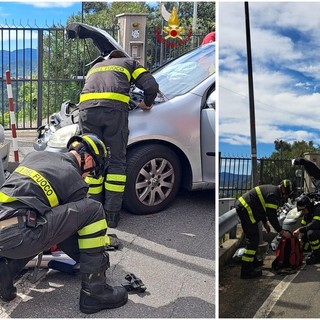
xmin=39 ymin=23 xmax=215 ymax=215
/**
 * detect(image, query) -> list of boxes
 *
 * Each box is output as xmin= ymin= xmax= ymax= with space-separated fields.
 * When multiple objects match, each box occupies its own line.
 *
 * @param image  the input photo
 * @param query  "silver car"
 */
xmin=40 ymin=23 xmax=215 ymax=215
xmin=125 ymin=44 xmax=215 ymax=214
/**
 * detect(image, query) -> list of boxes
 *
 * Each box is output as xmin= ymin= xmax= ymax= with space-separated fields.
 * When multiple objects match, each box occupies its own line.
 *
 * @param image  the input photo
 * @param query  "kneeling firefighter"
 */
xmin=0 ymin=133 xmax=128 ymax=314
xmin=293 ymin=193 xmax=320 ymax=265
xmin=235 ymin=180 xmax=295 ymax=279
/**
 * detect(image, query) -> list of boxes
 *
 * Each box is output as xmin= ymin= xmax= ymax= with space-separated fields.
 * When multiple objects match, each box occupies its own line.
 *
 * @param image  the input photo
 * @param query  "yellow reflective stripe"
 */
xmin=82 ymin=136 xmax=99 ymax=155
xmin=78 ymin=219 xmax=107 ymax=236
xmin=107 ymin=174 xmax=126 ymax=183
xmin=239 ymin=196 xmax=256 ymax=224
xmin=132 ymin=67 xmax=147 ymax=79
xmin=88 ymin=186 xmax=103 ymax=194
xmin=105 ymin=182 xmax=125 ymax=192
xmin=265 ymin=203 xmax=278 ymax=210
xmin=244 ymin=249 xmax=256 ymax=255
xmin=242 ymin=256 xmax=254 ymax=262
xmin=78 ymin=236 xmax=105 ymax=249
xmin=105 ymin=234 xmax=112 ymax=246
xmin=301 ymin=219 xmax=307 ymax=225
xmin=85 ymin=176 xmax=104 ymax=184
xmin=313 ymin=216 xmax=320 ymax=221
xmin=310 ymin=240 xmax=320 ymax=245
xmin=255 ymin=187 xmax=266 ymax=212
xmin=0 ymin=191 xmax=17 ymax=203
xmin=15 ymin=166 xmax=59 ymax=207
xmin=87 ymin=65 xmax=131 ymax=81
xmin=80 ymin=92 xmax=130 ymax=104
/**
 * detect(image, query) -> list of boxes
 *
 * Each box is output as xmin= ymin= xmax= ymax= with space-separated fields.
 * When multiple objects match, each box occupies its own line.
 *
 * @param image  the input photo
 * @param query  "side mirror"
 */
xmin=207 ymin=91 xmax=215 ymax=109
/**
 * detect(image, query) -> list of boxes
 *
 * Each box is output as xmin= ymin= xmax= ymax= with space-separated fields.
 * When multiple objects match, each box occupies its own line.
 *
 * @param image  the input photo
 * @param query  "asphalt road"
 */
xmin=0 ymin=131 xmax=215 ymax=318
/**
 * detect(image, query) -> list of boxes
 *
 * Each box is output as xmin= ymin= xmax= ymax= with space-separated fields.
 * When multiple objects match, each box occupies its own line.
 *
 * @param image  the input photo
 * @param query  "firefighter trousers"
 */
xmin=79 ymin=106 xmax=129 ymax=213
xmin=0 ymin=198 xmax=109 ymax=274
xmin=306 ymin=229 xmax=320 ymax=252
xmin=236 ymin=206 xmax=260 ymax=264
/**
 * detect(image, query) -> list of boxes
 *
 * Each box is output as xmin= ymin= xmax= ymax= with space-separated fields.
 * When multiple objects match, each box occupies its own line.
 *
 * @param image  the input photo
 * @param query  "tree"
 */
xmin=271 ymin=139 xmax=320 ymax=160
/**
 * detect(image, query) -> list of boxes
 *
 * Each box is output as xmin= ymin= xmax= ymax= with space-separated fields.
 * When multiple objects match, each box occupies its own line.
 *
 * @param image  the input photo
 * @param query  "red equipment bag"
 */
xmin=272 ymin=236 xmax=303 ymax=270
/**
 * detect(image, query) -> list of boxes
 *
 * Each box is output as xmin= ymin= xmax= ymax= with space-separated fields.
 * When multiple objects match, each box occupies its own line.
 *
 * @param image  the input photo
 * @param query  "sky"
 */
xmin=0 ymin=1 xmax=82 ymax=27
xmin=219 ymin=2 xmax=320 ymax=158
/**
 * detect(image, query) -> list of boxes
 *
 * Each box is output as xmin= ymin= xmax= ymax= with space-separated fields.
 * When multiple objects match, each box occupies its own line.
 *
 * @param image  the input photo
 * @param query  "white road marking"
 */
xmin=253 ymin=271 xmax=300 ymax=318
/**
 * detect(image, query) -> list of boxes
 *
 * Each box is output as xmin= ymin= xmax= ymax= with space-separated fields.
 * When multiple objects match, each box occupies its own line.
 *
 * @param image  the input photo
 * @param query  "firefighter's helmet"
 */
xmin=296 ymin=193 xmax=312 ymax=211
xmin=67 ymin=133 xmax=108 ymax=177
xmin=280 ymin=179 xmax=295 ymax=198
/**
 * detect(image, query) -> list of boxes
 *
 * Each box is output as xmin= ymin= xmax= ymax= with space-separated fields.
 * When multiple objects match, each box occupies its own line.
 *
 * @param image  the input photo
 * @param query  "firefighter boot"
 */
xmin=106 ymin=211 xmax=120 ymax=228
xmin=0 ymin=257 xmax=33 ymax=301
xmin=240 ymin=262 xmax=262 ymax=279
xmin=79 ymin=272 xmax=128 ymax=314
xmin=306 ymin=251 xmax=320 ymax=265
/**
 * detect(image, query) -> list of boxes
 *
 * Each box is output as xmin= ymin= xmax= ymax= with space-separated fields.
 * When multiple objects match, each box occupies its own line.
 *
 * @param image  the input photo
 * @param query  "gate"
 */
xmin=219 ymin=156 xmax=304 ymax=198
xmin=0 ymin=25 xmax=115 ymax=130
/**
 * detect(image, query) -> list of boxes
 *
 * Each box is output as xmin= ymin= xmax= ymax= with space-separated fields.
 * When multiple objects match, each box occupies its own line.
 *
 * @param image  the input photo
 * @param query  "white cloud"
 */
xmin=13 ymin=1 xmax=77 ymax=8
xmin=219 ymin=2 xmax=320 ymax=154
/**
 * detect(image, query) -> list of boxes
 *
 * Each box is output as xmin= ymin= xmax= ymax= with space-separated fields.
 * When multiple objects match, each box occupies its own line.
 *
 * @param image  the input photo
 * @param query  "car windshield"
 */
xmin=153 ymin=43 xmax=215 ymax=100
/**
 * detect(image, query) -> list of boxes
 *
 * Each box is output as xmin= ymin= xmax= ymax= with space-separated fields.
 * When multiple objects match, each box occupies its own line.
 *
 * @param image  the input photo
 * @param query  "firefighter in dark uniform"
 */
xmin=0 ymin=134 xmax=128 ymax=314
xmin=293 ymin=193 xmax=320 ymax=264
xmin=235 ymin=179 xmax=295 ymax=279
xmin=78 ymin=49 xmax=159 ymax=228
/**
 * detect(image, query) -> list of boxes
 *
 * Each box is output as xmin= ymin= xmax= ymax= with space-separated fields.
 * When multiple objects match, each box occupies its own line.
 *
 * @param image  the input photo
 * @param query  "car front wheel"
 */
xmin=123 ymin=144 xmax=181 ymax=215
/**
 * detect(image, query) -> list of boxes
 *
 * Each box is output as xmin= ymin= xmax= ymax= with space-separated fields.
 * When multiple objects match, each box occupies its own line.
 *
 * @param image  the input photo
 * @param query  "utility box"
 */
xmin=219 ymin=198 xmax=236 ymax=216
xmin=116 ymin=13 xmax=148 ymax=67
xmin=303 ymin=152 xmax=320 ymax=192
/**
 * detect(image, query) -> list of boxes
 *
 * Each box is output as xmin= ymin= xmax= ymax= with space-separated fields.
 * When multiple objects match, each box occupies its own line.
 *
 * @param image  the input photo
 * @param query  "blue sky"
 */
xmin=219 ymin=2 xmax=320 ymax=158
xmin=0 ymin=1 xmax=82 ymax=27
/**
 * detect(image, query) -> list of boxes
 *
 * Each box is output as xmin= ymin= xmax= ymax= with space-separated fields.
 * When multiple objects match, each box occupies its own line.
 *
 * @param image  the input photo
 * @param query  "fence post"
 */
xmin=5 ymin=70 xmax=19 ymax=163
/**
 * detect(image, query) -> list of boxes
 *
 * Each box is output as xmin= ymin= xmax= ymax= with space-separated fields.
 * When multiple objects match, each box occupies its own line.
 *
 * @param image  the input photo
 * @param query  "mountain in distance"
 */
xmin=1 ymin=48 xmax=37 ymax=78
xmin=220 ymin=172 xmax=251 ymax=188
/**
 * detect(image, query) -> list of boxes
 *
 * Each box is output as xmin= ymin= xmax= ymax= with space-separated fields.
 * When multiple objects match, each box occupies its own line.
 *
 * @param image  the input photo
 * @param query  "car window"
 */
xmin=153 ymin=44 xmax=215 ymax=100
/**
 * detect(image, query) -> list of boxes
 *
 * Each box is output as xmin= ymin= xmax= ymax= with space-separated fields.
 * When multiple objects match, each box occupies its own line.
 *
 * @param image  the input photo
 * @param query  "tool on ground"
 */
xmin=121 ymin=273 xmax=146 ymax=293
xmin=28 ymin=252 xmax=47 ymax=283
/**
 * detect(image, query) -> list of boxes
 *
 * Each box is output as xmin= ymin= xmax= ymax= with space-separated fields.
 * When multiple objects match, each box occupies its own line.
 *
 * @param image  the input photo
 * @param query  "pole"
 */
xmin=244 ymin=2 xmax=258 ymax=187
xmin=244 ymin=3 xmax=267 ymax=253
xmin=192 ymin=2 xmax=198 ymax=47
xmin=5 ymin=70 xmax=19 ymax=163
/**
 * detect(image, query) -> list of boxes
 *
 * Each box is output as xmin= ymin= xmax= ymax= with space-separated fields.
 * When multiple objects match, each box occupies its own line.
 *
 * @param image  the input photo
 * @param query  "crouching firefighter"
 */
xmin=0 ymin=133 xmax=128 ymax=314
xmin=293 ymin=193 xmax=320 ymax=265
xmin=235 ymin=180 xmax=295 ymax=279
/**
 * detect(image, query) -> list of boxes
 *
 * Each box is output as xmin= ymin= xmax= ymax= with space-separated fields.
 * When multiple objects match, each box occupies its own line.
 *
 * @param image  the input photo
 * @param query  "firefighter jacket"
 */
xmin=0 ymin=151 xmax=88 ymax=219
xmin=235 ymin=185 xmax=282 ymax=232
xmin=299 ymin=204 xmax=320 ymax=233
xmin=79 ymin=57 xmax=159 ymax=109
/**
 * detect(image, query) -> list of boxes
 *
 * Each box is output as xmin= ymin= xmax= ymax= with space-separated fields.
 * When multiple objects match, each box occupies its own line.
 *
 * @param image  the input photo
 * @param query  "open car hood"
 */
xmin=293 ymin=157 xmax=320 ymax=189
xmin=66 ymin=22 xmax=129 ymax=57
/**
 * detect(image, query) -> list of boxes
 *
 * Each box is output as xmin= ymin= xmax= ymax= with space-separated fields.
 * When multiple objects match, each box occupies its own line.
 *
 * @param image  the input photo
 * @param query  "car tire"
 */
xmin=123 ymin=144 xmax=181 ymax=215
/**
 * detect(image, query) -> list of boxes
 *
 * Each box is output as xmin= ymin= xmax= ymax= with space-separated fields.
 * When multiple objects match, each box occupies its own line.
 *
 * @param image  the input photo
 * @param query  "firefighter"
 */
xmin=0 ymin=134 xmax=128 ymax=314
xmin=293 ymin=193 xmax=320 ymax=264
xmin=235 ymin=179 xmax=295 ymax=279
xmin=78 ymin=50 xmax=159 ymax=228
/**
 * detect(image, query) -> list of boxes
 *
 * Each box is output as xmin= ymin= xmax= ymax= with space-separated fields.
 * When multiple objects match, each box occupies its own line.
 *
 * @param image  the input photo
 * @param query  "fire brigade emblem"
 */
xmin=163 ymin=6 xmax=184 ymax=40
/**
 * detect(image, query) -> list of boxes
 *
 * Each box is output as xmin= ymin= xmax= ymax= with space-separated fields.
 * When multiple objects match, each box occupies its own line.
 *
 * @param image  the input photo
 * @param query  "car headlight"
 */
xmin=47 ymin=124 xmax=79 ymax=148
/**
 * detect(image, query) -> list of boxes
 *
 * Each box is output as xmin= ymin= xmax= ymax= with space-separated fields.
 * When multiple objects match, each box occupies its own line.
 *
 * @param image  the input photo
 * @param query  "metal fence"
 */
xmin=219 ymin=156 xmax=304 ymax=198
xmin=0 ymin=24 xmax=207 ymax=130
